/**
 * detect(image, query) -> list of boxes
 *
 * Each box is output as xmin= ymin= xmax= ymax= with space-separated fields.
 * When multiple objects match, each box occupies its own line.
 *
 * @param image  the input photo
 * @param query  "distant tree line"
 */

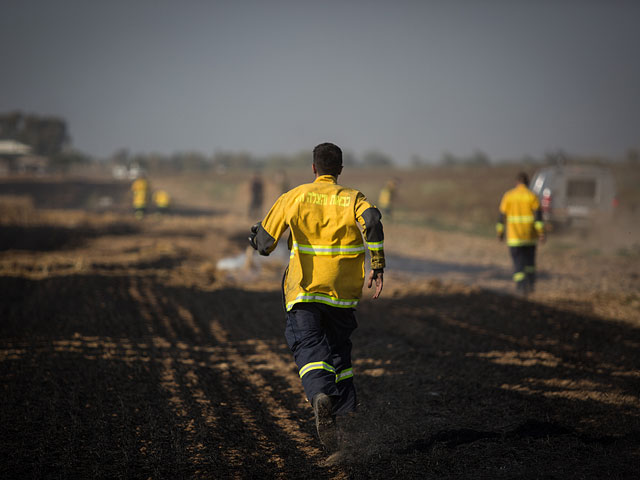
xmin=110 ymin=148 xmax=399 ymax=174
xmin=0 ymin=111 xmax=70 ymax=156
xmin=409 ymin=150 xmax=494 ymax=167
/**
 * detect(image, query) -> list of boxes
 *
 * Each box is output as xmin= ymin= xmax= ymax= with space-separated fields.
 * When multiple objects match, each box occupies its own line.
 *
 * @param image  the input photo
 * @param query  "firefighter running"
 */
xmin=496 ymin=172 xmax=545 ymax=294
xmin=248 ymin=143 xmax=385 ymax=452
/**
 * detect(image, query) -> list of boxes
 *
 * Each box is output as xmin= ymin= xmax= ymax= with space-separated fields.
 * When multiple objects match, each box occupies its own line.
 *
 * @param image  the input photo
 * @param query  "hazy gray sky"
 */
xmin=2 ymin=0 xmax=639 ymax=162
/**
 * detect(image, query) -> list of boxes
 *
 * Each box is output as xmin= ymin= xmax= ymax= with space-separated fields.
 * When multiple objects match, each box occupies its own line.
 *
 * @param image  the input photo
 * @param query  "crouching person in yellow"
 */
xmin=249 ymin=143 xmax=385 ymax=452
xmin=497 ymin=172 xmax=545 ymax=294
xmin=153 ymin=189 xmax=171 ymax=214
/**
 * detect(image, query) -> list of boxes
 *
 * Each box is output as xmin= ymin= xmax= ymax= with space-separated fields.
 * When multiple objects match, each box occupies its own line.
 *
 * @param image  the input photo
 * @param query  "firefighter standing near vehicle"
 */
xmin=248 ymin=143 xmax=385 ymax=452
xmin=131 ymin=175 xmax=150 ymax=220
xmin=496 ymin=172 xmax=545 ymax=294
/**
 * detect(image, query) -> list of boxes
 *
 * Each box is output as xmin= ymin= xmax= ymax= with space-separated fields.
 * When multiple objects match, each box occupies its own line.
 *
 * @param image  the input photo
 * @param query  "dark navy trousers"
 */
xmin=285 ymin=303 xmax=357 ymax=416
xmin=509 ymin=245 xmax=537 ymax=292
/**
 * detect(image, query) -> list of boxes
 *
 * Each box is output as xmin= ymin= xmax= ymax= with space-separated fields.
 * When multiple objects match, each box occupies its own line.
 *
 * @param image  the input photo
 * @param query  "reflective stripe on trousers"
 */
xmin=299 ymin=361 xmax=335 ymax=378
xmin=299 ymin=362 xmax=353 ymax=383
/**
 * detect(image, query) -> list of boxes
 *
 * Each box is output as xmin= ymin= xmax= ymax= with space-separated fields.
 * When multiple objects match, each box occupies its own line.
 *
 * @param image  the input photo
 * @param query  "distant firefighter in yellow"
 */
xmin=378 ymin=178 xmax=398 ymax=219
xmin=153 ymin=189 xmax=171 ymax=214
xmin=131 ymin=175 xmax=149 ymax=219
xmin=496 ymin=172 xmax=545 ymax=294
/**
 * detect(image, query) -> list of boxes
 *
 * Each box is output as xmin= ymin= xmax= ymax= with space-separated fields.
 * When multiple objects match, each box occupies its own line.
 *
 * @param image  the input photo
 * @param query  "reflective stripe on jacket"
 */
xmin=498 ymin=184 xmax=544 ymax=247
xmin=255 ymin=175 xmax=385 ymax=311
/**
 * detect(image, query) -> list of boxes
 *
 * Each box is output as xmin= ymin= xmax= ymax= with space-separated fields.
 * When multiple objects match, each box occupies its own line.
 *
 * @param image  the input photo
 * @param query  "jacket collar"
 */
xmin=314 ymin=175 xmax=337 ymax=184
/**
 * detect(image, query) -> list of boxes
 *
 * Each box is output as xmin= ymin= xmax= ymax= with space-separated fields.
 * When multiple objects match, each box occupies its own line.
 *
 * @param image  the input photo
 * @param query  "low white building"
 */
xmin=0 ymin=140 xmax=49 ymax=174
xmin=0 ymin=139 xmax=32 ymax=156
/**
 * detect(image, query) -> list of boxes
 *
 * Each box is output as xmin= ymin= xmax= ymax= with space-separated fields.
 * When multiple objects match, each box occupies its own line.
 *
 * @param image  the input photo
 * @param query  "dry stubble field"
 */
xmin=1 ymin=165 xmax=639 ymax=479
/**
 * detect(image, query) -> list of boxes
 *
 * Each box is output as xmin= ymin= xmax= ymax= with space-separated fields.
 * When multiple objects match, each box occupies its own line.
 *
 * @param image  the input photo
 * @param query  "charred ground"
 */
xmin=1 ymin=174 xmax=639 ymax=479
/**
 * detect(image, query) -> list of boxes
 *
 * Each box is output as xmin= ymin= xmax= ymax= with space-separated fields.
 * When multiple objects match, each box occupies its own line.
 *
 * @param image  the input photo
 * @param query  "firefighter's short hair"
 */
xmin=517 ymin=172 xmax=529 ymax=185
xmin=313 ymin=143 xmax=343 ymax=176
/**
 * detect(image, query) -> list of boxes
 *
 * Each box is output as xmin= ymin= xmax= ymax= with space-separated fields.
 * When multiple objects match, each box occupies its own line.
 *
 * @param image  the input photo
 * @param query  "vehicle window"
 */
xmin=531 ymin=175 xmax=545 ymax=194
xmin=567 ymin=179 xmax=596 ymax=198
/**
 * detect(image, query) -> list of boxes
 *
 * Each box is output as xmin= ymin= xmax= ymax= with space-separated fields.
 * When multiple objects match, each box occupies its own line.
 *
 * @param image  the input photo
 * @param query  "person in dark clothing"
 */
xmin=248 ymin=172 xmax=264 ymax=218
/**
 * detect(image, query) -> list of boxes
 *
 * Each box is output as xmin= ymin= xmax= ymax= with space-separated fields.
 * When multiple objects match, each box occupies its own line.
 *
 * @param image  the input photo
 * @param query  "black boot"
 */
xmin=312 ymin=393 xmax=338 ymax=452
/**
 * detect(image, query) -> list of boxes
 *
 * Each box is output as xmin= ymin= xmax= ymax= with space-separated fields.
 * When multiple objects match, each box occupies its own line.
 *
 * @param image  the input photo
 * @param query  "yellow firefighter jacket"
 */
xmin=153 ymin=190 xmax=171 ymax=208
xmin=255 ymin=175 xmax=385 ymax=311
xmin=497 ymin=184 xmax=544 ymax=247
xmin=131 ymin=178 xmax=149 ymax=209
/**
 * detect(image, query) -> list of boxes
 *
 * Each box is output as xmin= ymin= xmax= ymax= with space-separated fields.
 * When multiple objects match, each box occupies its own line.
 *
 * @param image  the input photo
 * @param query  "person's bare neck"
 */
xmin=312 ymin=164 xmax=339 ymax=180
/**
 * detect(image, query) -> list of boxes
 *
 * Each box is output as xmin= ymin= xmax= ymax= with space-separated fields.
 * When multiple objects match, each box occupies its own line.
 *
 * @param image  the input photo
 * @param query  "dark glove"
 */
xmin=248 ymin=223 xmax=260 ymax=250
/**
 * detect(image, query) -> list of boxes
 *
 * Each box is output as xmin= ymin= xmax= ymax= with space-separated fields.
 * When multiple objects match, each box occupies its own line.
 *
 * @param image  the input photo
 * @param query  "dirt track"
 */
xmin=1 ymin=180 xmax=639 ymax=479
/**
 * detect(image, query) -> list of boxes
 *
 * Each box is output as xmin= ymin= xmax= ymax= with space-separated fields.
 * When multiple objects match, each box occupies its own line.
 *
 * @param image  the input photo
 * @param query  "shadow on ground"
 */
xmin=0 ymin=273 xmax=638 ymax=479
xmin=0 ymin=179 xmax=131 ymax=209
xmin=386 ymin=252 xmax=552 ymax=282
xmin=165 ymin=205 xmax=226 ymax=217
xmin=0 ymin=223 xmax=139 ymax=251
